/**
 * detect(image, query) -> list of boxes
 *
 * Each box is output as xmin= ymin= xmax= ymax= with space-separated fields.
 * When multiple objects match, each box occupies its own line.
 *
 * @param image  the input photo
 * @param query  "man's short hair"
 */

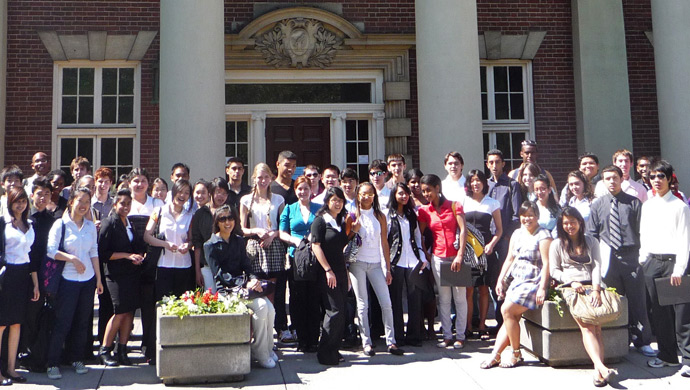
xmin=486 ymin=149 xmax=504 ymax=161
xmin=386 ymin=154 xmax=405 ymax=165
xmin=368 ymin=159 xmax=387 ymax=172
xmin=322 ymin=164 xmax=341 ymax=177
xmin=226 ymin=157 xmax=245 ymax=168
xmin=649 ymin=159 xmax=673 ymax=179
xmin=1 ymin=165 xmax=24 ymax=183
xmin=171 ymin=162 xmax=190 ymax=176
xmin=521 ymin=139 xmax=538 ymax=150
xmin=70 ymin=156 xmax=91 ymax=173
xmin=612 ymin=149 xmax=633 ymax=164
xmin=32 ymin=176 xmax=53 ymax=194
xmin=48 ymin=169 xmax=68 ymax=182
xmin=94 ymin=167 xmax=114 ymax=182
xmin=579 ymin=153 xmax=599 ymax=165
xmin=304 ymin=164 xmax=320 ymax=173
xmin=340 ymin=167 xmax=359 ymax=182
xmin=443 ymin=151 xmax=464 ymax=165
xmin=636 ymin=155 xmax=651 ymax=165
xmin=277 ymin=150 xmax=297 ymax=162
xmin=601 ymin=165 xmax=623 ymax=178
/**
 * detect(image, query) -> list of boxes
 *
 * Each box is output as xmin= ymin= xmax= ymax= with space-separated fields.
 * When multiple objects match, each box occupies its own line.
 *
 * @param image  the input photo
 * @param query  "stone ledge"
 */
xmin=157 ymin=312 xmax=251 ymax=346
xmin=157 ymin=344 xmax=251 ymax=384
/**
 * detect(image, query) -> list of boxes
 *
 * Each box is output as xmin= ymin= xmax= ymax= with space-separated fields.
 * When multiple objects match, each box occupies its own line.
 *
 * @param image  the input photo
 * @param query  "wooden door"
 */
xmin=265 ymin=117 xmax=331 ymax=170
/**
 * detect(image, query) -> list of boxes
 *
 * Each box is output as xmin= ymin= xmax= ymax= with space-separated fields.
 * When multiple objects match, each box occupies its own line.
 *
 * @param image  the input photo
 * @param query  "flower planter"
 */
xmin=156 ymin=308 xmax=251 ymax=385
xmin=520 ymin=297 xmax=629 ymax=366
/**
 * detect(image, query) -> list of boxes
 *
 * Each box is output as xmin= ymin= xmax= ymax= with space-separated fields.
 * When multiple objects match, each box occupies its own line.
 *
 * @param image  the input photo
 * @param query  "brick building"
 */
xmin=0 ymin=1 xmax=687 ymax=187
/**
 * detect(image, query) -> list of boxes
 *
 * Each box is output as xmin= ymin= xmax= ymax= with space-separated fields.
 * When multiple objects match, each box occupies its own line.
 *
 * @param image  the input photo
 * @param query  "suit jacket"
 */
xmin=98 ymin=213 xmax=145 ymax=277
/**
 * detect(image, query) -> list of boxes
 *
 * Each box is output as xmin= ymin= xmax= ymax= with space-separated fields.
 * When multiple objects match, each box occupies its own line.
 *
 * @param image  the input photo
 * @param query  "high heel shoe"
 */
xmin=99 ymin=346 xmax=119 ymax=367
xmin=602 ymin=368 xmax=618 ymax=382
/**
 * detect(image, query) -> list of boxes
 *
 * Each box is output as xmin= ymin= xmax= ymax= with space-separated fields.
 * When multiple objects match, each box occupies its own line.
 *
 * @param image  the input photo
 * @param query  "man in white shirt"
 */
xmin=441 ymin=151 xmax=466 ymax=202
xmin=23 ymin=152 xmax=51 ymax=195
xmin=367 ymin=160 xmax=391 ymax=213
xmin=1 ymin=165 xmax=23 ymax=218
xmin=339 ymin=168 xmax=359 ymax=214
xmin=639 ymin=160 xmax=690 ymax=374
xmin=594 ymin=149 xmax=647 ymax=202
xmin=312 ymin=165 xmax=340 ymax=206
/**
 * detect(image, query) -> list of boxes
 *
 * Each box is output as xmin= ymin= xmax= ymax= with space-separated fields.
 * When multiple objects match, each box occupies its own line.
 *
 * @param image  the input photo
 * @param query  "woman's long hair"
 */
xmin=565 ymin=170 xmax=594 ymax=204
xmin=420 ymin=174 xmax=446 ymax=205
xmin=355 ymin=182 xmax=384 ymax=221
xmin=518 ymin=162 xmax=541 ymax=201
xmin=7 ymin=187 xmax=29 ymax=224
xmin=534 ymin=174 xmax=560 ymax=217
xmin=248 ymin=163 xmax=275 ymax=229
xmin=387 ymin=183 xmax=418 ymax=227
xmin=555 ymin=206 xmax=588 ymax=256
xmin=316 ymin=187 xmax=348 ymax=225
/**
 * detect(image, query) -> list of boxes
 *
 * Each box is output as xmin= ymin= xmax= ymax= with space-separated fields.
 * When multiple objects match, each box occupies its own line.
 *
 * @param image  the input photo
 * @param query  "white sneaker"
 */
xmin=47 ymin=366 xmax=62 ymax=380
xmin=647 ymin=358 xmax=680 ymax=368
xmin=258 ymin=358 xmax=276 ymax=369
xmin=680 ymin=365 xmax=690 ymax=377
xmin=72 ymin=361 xmax=88 ymax=375
xmin=279 ymin=330 xmax=295 ymax=343
xmin=637 ymin=345 xmax=658 ymax=357
xmin=270 ymin=351 xmax=279 ymax=362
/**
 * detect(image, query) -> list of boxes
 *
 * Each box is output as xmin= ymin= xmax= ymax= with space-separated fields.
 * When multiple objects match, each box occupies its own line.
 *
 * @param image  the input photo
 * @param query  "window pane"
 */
xmin=225 ymin=144 xmax=235 ymax=157
xmin=346 ymin=120 xmax=356 ymax=140
xmin=60 ymin=138 xmax=76 ymax=166
xmin=480 ymin=67 xmax=487 ymax=92
xmin=237 ymin=122 xmax=248 ymax=142
xmin=494 ymin=94 xmax=509 ymax=120
xmin=78 ymin=97 xmax=94 ymax=123
xmin=120 ymin=68 xmax=134 ymax=95
xmin=509 ymin=67 xmax=523 ymax=92
xmin=225 ymin=122 xmax=236 ymax=142
xmin=511 ymin=133 xmax=526 ymax=160
xmin=102 ymin=96 xmax=117 ymax=124
xmin=62 ymin=97 xmax=77 ymax=124
xmin=493 ymin=67 xmax=508 ymax=92
xmin=510 ymin=94 xmax=525 ymax=119
xmin=237 ymin=144 xmax=248 ymax=165
xmin=358 ymin=120 xmax=368 ymax=139
xmin=118 ymin=138 xmax=133 ymax=165
xmin=101 ymin=138 xmax=116 ymax=165
xmin=346 ymin=143 xmax=357 ymax=163
xmin=102 ymin=68 xmax=118 ymax=95
xmin=481 ymin=94 xmax=488 ymax=120
xmin=358 ymin=141 xmax=368 ymax=155
xmin=79 ymin=68 xmax=94 ymax=95
xmin=63 ymin=68 xmax=78 ymax=95
xmin=118 ymin=97 xmax=134 ymax=123
xmin=77 ymin=138 xmax=94 ymax=162
xmin=483 ymin=133 xmax=489 ymax=157
xmin=496 ymin=132 xmax=511 ymax=155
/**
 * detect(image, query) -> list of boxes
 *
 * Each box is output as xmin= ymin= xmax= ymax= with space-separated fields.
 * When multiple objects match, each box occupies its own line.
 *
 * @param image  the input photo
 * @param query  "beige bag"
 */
xmin=559 ymin=286 xmax=622 ymax=325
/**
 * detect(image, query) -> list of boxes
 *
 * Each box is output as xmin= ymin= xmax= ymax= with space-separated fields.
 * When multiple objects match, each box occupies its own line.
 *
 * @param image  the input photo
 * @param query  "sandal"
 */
xmin=479 ymin=329 xmax=491 ymax=341
xmin=480 ymin=354 xmax=501 ymax=369
xmin=499 ymin=349 xmax=523 ymax=368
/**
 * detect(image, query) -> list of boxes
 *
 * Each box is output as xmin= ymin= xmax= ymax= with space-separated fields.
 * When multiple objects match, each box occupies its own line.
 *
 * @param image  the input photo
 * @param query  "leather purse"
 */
xmin=559 ymin=285 xmax=622 ymax=325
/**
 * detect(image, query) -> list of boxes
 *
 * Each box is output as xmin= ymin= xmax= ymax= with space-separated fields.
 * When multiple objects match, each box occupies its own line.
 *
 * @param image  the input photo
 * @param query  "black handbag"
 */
xmin=142 ymin=207 xmax=165 ymax=283
xmin=294 ymin=237 xmax=318 ymax=281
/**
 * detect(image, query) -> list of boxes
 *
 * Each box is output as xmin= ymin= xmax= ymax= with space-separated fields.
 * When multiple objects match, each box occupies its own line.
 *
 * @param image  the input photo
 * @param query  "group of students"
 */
xmin=0 ymin=140 xmax=688 ymax=386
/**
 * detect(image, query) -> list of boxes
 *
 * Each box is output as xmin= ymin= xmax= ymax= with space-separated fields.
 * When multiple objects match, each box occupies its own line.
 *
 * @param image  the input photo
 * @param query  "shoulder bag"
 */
xmin=142 ymin=206 xmax=165 ymax=282
xmin=40 ymin=220 xmax=66 ymax=295
xmin=343 ymin=216 xmax=362 ymax=263
xmin=294 ymin=236 xmax=318 ymax=281
xmin=558 ymin=285 xmax=622 ymax=325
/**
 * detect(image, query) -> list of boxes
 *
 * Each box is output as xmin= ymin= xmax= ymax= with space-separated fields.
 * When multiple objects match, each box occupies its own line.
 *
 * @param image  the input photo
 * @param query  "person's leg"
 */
xmin=46 ymin=279 xmax=80 ymax=367
xmin=499 ymin=300 xmax=528 ymax=367
xmin=674 ymin=300 xmax=690 ymax=367
xmin=452 ymin=286 xmax=468 ymax=341
xmin=97 ymin=263 xmax=113 ymax=346
xmin=404 ymin=268 xmax=423 ymax=344
xmin=432 ymin=257 xmax=453 ymax=342
xmin=621 ymin=259 xmax=654 ymax=347
xmin=478 ymin=286 xmax=490 ymax=331
xmin=140 ymin=281 xmax=156 ymax=361
xmin=6 ymin=324 xmax=22 ymax=378
xmin=389 ymin=265 xmax=405 ymax=344
xmin=643 ymin=258 xmax=679 ymax=364
xmin=491 ymin=239 xmax=509 ymax=329
xmin=305 ymin=280 xmax=322 ymax=347
xmin=367 ymin=265 xmax=396 ymax=347
xmin=246 ymin=298 xmax=272 ymax=362
xmin=273 ymin=270 xmax=289 ymax=336
xmin=573 ymin=317 xmax=610 ymax=378
xmin=70 ymin=279 xmax=96 ymax=364
xmin=0 ymin=326 xmax=6 ymax=381
xmin=200 ymin=266 xmax=216 ymax=293
xmin=465 ymin=287 xmax=475 ymax=334
xmin=348 ymin=262 xmax=371 ymax=348
xmin=317 ymin=275 xmax=346 ymax=365
xmin=290 ymin=277 xmax=308 ymax=349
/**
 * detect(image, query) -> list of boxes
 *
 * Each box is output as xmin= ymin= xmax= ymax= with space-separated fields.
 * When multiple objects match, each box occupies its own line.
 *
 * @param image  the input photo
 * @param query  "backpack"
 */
xmin=293 ymin=237 xmax=318 ymax=282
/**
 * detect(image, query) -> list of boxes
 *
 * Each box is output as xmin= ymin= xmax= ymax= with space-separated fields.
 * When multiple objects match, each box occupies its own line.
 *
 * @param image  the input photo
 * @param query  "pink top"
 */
xmin=418 ymin=199 xmax=464 ymax=258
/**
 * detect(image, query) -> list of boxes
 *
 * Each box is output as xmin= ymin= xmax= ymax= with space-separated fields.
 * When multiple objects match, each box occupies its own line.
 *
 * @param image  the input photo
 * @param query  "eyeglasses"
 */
xmin=649 ymin=173 xmax=667 ymax=180
xmin=217 ymin=215 xmax=233 ymax=222
xmin=359 ymin=193 xmax=375 ymax=198
xmin=369 ymin=171 xmax=386 ymax=177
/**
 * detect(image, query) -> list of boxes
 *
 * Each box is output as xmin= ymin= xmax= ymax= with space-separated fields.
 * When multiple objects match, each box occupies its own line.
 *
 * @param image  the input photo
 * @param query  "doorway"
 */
xmin=265 ymin=117 xmax=331 ymax=170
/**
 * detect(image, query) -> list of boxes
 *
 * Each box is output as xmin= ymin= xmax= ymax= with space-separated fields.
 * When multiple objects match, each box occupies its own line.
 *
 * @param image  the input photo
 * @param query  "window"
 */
xmin=481 ymin=62 xmax=533 ymax=172
xmin=225 ymin=121 xmax=249 ymax=165
xmin=54 ymin=63 xmax=139 ymax=176
xmin=345 ymin=119 xmax=370 ymax=181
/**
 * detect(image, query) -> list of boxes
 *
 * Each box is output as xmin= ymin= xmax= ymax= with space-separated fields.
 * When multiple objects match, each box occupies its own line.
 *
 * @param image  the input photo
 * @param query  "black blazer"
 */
xmin=98 ymin=213 xmax=145 ymax=277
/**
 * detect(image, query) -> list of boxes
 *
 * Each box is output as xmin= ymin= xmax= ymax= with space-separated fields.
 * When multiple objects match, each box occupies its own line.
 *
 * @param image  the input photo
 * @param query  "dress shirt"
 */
xmin=568 ymin=196 xmax=592 ymax=222
xmin=91 ymin=195 xmax=113 ymax=220
xmin=3 ymin=219 xmax=34 ymax=265
xmin=442 ymin=175 xmax=466 ymax=202
xmin=129 ymin=195 xmax=164 ymax=217
xmin=488 ymin=174 xmax=522 ymax=237
xmin=226 ymin=182 xmax=252 ymax=212
xmin=376 ymin=185 xmax=391 ymax=214
xmin=586 ymin=191 xmax=641 ymax=249
xmin=594 ymin=178 xmax=648 ymax=202
xmin=639 ymin=191 xmax=690 ymax=277
xmin=386 ymin=213 xmax=423 ymax=268
xmin=312 ymin=191 xmax=326 ymax=206
xmin=155 ymin=205 xmax=193 ymax=269
xmin=47 ymin=214 xmax=98 ymax=282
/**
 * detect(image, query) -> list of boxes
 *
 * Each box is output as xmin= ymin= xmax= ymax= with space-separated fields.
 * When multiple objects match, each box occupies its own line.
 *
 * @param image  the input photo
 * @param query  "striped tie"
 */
xmin=609 ymin=197 xmax=622 ymax=251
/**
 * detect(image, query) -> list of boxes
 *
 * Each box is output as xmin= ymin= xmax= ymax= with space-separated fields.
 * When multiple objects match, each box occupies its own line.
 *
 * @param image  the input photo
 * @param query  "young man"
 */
xmin=23 ymin=152 xmax=50 ymax=195
xmin=441 ymin=151 xmax=466 ymax=202
xmin=636 ymin=156 xmax=652 ymax=191
xmin=270 ymin=150 xmax=298 ymax=205
xmin=639 ymin=160 xmax=690 ymax=374
xmin=61 ymin=156 xmax=91 ymax=200
xmin=311 ymin=165 xmax=340 ymax=206
xmin=92 ymin=167 xmax=114 ymax=218
xmin=386 ymin=154 xmax=407 ymax=188
xmin=225 ymin=157 xmax=251 ymax=212
xmin=485 ymin=149 xmax=522 ymax=330
xmin=508 ymin=139 xmax=557 ymax=190
xmin=559 ymin=153 xmax=601 ymax=204
xmin=587 ymin=165 xmax=656 ymax=357
xmin=368 ymin=159 xmax=390 ymax=212
xmin=1 ymin=165 xmax=24 ymax=218
xmin=303 ymin=164 xmax=324 ymax=199
xmin=164 ymin=162 xmax=195 ymax=211
xmin=594 ymin=149 xmax=647 ymax=202
xmin=340 ymin=167 xmax=359 ymax=213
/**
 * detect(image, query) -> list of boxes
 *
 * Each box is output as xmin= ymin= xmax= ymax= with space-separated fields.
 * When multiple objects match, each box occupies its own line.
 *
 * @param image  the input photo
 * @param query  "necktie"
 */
xmin=609 ymin=197 xmax=622 ymax=251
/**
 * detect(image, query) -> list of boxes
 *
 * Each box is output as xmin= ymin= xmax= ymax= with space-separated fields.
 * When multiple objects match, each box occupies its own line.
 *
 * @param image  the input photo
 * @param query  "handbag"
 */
xmin=294 ymin=236 xmax=318 ymax=281
xmin=220 ymin=274 xmax=275 ymax=300
xmin=40 ymin=220 xmax=67 ymax=295
xmin=343 ymin=232 xmax=362 ymax=263
xmin=0 ymin=217 xmax=6 ymax=291
xmin=559 ymin=285 xmax=622 ymax=325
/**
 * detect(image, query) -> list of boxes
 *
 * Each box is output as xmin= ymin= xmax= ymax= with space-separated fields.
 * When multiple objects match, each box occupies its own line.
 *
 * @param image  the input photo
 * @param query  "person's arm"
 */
xmin=671 ymin=205 xmax=690 ymax=284
xmin=412 ymin=223 xmax=428 ymax=268
xmin=278 ymin=205 xmax=300 ymax=246
xmin=486 ymin=209 xmax=502 ymax=255
xmin=586 ymin=200 xmax=600 ymax=240
xmin=548 ymin=239 xmax=564 ymax=284
xmin=30 ymin=271 xmax=40 ymax=301
xmin=310 ymin=217 xmax=336 ymax=288
xmin=378 ymin=214 xmax=392 ymax=285
xmin=48 ymin=221 xmax=85 ymax=273
xmin=89 ymin=224 xmax=103 ymax=294
xmin=509 ymin=180 xmax=522 ymax=235
xmin=495 ymin=232 xmax=517 ymax=298
xmin=144 ymin=209 xmax=175 ymax=252
xmin=536 ymin=237 xmax=553 ymax=305
xmin=452 ymin=203 xmax=466 ymax=272
xmin=239 ymin=198 xmax=266 ymax=239
xmin=261 ymin=202 xmax=284 ymax=248
xmin=589 ymin=236 xmax=603 ymax=306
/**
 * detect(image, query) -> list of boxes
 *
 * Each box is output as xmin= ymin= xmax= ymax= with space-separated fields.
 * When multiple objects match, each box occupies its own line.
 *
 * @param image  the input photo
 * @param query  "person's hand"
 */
xmin=590 ymin=290 xmax=602 ymax=307
xmin=421 ymin=260 xmax=429 ymax=270
xmin=31 ymin=285 xmax=40 ymax=302
xmin=385 ymin=269 xmax=392 ymax=285
xmin=496 ymin=284 xmax=505 ymax=299
xmin=671 ymin=275 xmax=682 ymax=286
xmin=129 ymin=254 xmax=144 ymax=265
xmin=293 ymin=237 xmax=302 ymax=247
xmin=255 ymin=228 xmax=268 ymax=240
xmin=450 ymin=257 xmax=462 ymax=272
xmin=178 ymin=242 xmax=189 ymax=254
xmin=326 ymin=270 xmax=337 ymax=289
xmin=94 ymin=220 xmax=101 ymax=232
xmin=72 ymin=257 xmax=86 ymax=274
xmin=352 ymin=219 xmax=361 ymax=233
xmin=536 ymin=287 xmax=546 ymax=305
xmin=260 ymin=233 xmax=275 ymax=248
xmin=247 ymin=279 xmax=263 ymax=292
xmin=195 ymin=270 xmax=204 ymax=287
xmin=96 ymin=280 xmax=104 ymax=295
xmin=167 ymin=242 xmax=178 ymax=253
xmin=485 ymin=242 xmax=495 ymax=255
xmin=571 ymin=281 xmax=585 ymax=293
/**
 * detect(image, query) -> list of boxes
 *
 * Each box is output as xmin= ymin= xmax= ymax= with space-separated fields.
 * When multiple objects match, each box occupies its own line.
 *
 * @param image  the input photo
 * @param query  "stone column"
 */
xmin=572 ymin=0 xmax=632 ymax=159
xmin=331 ymin=112 xmax=347 ymax=168
xmin=415 ymin=0 xmax=483 ymax=174
xmin=0 ymin=0 xmax=7 ymax=164
xmin=651 ymin=0 xmax=690 ymax=187
xmin=159 ymin=0 xmax=225 ymax=180
xmin=250 ymin=112 xmax=266 ymax=170
xmin=373 ymin=111 xmax=386 ymax=161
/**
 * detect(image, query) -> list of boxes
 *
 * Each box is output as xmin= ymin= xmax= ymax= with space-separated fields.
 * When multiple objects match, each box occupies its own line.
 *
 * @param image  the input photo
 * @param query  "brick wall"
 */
xmin=4 ymin=1 xmax=160 ymax=175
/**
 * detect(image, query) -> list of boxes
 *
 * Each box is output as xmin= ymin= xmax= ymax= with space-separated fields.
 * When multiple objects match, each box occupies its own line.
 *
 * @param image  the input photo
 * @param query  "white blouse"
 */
xmin=47 ymin=214 xmax=99 ymax=282
xmin=3 ymin=220 xmax=34 ymax=265
xmin=155 ymin=204 xmax=193 ymax=269
xmin=129 ymin=195 xmax=164 ymax=217
xmin=240 ymin=193 xmax=285 ymax=231
xmin=356 ymin=208 xmax=383 ymax=264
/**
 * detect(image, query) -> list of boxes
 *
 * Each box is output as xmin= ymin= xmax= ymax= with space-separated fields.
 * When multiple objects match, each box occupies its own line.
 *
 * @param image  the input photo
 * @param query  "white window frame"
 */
xmin=51 ymin=60 xmax=141 ymax=172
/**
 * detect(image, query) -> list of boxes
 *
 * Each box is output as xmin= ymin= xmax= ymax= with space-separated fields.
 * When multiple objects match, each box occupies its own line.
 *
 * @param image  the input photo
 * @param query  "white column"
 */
xmin=373 ymin=111 xmax=386 ymax=159
xmin=415 ymin=0 xmax=483 ymax=174
xmin=0 ymin=0 xmax=7 ymax=164
xmin=331 ymin=112 xmax=347 ymax=168
xmin=159 ymin=0 xmax=225 ymax=180
xmin=250 ymin=112 xmax=266 ymax=169
xmin=651 ymin=0 xmax=690 ymax=187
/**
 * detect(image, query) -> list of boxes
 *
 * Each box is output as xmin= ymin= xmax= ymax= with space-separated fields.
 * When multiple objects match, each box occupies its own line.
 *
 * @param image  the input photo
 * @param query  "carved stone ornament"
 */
xmin=255 ymin=18 xmax=343 ymax=68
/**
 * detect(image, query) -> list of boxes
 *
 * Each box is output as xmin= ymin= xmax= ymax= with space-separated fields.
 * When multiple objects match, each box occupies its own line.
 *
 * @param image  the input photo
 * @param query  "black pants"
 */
xmin=274 ymin=270 xmax=291 ymax=333
xmin=317 ymin=270 xmax=347 ymax=365
xmin=603 ymin=251 xmax=653 ymax=347
xmin=643 ymin=256 xmax=690 ymax=365
xmin=389 ymin=265 xmax=422 ymax=344
xmin=289 ymin=260 xmax=321 ymax=348
xmin=139 ymin=282 xmax=156 ymax=359
xmin=97 ymin=262 xmax=113 ymax=345
xmin=19 ymin=292 xmax=44 ymax=355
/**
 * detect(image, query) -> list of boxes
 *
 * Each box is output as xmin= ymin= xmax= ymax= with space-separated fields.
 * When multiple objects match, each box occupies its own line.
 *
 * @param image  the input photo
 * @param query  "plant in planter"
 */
xmin=156 ymin=289 xmax=253 ymax=385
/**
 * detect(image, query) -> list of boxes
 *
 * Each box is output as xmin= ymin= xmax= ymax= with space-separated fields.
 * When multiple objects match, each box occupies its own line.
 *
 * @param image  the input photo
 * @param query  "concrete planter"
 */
xmin=520 ymin=296 xmax=629 ymax=366
xmin=156 ymin=308 xmax=251 ymax=385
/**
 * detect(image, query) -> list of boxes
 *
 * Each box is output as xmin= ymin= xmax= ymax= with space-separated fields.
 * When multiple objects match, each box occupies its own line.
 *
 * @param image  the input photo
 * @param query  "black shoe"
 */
xmin=7 ymin=375 xmax=26 ymax=383
xmin=388 ymin=345 xmax=405 ymax=356
xmin=99 ymin=346 xmax=119 ymax=367
xmin=117 ymin=344 xmax=133 ymax=366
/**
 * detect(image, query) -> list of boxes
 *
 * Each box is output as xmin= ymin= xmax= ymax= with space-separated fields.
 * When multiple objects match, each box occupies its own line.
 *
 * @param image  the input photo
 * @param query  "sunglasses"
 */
xmin=369 ymin=171 xmax=386 ymax=177
xmin=305 ymin=173 xmax=319 ymax=178
xmin=217 ymin=215 xmax=233 ymax=222
xmin=649 ymin=173 xmax=667 ymax=180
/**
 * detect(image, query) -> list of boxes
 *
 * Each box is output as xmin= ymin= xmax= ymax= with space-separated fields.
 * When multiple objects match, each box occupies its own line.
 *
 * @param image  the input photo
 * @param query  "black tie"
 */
xmin=609 ymin=197 xmax=622 ymax=251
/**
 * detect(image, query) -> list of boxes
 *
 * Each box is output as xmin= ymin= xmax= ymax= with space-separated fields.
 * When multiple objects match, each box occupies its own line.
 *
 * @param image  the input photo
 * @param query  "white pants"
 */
xmin=200 ymin=266 xmax=216 ymax=293
xmin=349 ymin=261 xmax=396 ymax=347
xmin=246 ymin=297 xmax=275 ymax=362
xmin=432 ymin=256 xmax=467 ymax=341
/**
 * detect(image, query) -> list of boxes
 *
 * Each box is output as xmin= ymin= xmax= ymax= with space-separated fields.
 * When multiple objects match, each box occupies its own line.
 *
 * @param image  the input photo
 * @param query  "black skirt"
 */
xmin=106 ymin=273 xmax=141 ymax=314
xmin=0 ymin=263 xmax=32 ymax=326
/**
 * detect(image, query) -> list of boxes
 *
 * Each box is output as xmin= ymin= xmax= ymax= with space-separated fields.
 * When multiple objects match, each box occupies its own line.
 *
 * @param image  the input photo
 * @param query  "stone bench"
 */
xmin=519 ymin=296 xmax=629 ymax=366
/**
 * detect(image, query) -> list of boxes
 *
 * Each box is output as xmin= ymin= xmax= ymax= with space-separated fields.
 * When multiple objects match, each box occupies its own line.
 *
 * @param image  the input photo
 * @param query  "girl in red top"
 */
xmin=417 ymin=174 xmax=468 ymax=349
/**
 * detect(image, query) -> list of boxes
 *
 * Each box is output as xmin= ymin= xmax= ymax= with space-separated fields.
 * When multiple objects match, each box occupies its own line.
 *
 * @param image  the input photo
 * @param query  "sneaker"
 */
xmin=453 ymin=340 xmax=465 ymax=349
xmin=270 ymin=351 xmax=279 ymax=362
xmin=680 ymin=365 xmax=690 ymax=377
xmin=47 ymin=366 xmax=62 ymax=380
xmin=258 ymin=358 xmax=276 ymax=369
xmin=436 ymin=339 xmax=453 ymax=348
xmin=72 ymin=361 xmax=88 ymax=375
xmin=647 ymin=358 xmax=681 ymax=368
xmin=279 ymin=330 xmax=296 ymax=343
xmin=637 ymin=345 xmax=658 ymax=357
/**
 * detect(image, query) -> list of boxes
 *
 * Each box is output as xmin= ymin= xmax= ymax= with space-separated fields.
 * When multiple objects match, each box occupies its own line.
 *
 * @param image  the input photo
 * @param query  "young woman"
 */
xmin=481 ymin=201 xmax=551 ymax=369
xmin=517 ymin=163 xmax=540 ymax=202
xmin=145 ymin=179 xmax=194 ymax=300
xmin=239 ymin=163 xmax=286 ymax=303
xmin=534 ymin=174 xmax=561 ymax=233
xmin=0 ymin=188 xmax=40 ymax=384
xmin=279 ymin=177 xmax=322 ymax=352
xmin=310 ymin=187 xmax=351 ymax=365
xmin=349 ymin=182 xmax=403 ymax=356
xmin=418 ymin=174 xmax=468 ymax=349
xmin=98 ymin=189 xmax=145 ymax=366
xmin=562 ymin=170 xmax=594 ymax=222
xmin=462 ymin=169 xmax=503 ymax=340
xmin=550 ymin=207 xmax=615 ymax=386
xmin=204 ymin=206 xmax=277 ymax=369
xmin=45 ymin=187 xmax=103 ymax=380
xmin=387 ymin=183 xmax=427 ymax=346
xmin=46 ymin=169 xmax=68 ymax=219
xmin=192 ymin=178 xmax=230 ymax=292
xmin=404 ymin=168 xmax=428 ymax=209
xmin=150 ymin=177 xmax=168 ymax=202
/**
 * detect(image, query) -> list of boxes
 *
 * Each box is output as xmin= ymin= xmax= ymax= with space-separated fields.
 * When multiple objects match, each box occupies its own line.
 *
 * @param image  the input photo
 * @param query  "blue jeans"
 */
xmin=47 ymin=277 xmax=96 ymax=366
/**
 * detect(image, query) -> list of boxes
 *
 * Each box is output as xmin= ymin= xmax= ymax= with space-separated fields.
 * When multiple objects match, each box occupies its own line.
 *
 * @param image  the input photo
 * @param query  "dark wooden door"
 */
xmin=265 ymin=117 xmax=331 ymax=170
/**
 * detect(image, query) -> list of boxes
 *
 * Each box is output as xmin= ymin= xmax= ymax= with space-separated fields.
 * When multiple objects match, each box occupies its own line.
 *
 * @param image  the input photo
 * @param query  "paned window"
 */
xmin=345 ymin=119 xmax=370 ymax=181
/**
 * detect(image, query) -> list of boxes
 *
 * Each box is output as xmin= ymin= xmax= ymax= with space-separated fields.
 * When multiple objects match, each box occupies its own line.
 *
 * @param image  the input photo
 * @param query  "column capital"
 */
xmin=331 ymin=112 xmax=347 ymax=120
xmin=373 ymin=111 xmax=386 ymax=120
xmin=251 ymin=112 xmax=266 ymax=121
